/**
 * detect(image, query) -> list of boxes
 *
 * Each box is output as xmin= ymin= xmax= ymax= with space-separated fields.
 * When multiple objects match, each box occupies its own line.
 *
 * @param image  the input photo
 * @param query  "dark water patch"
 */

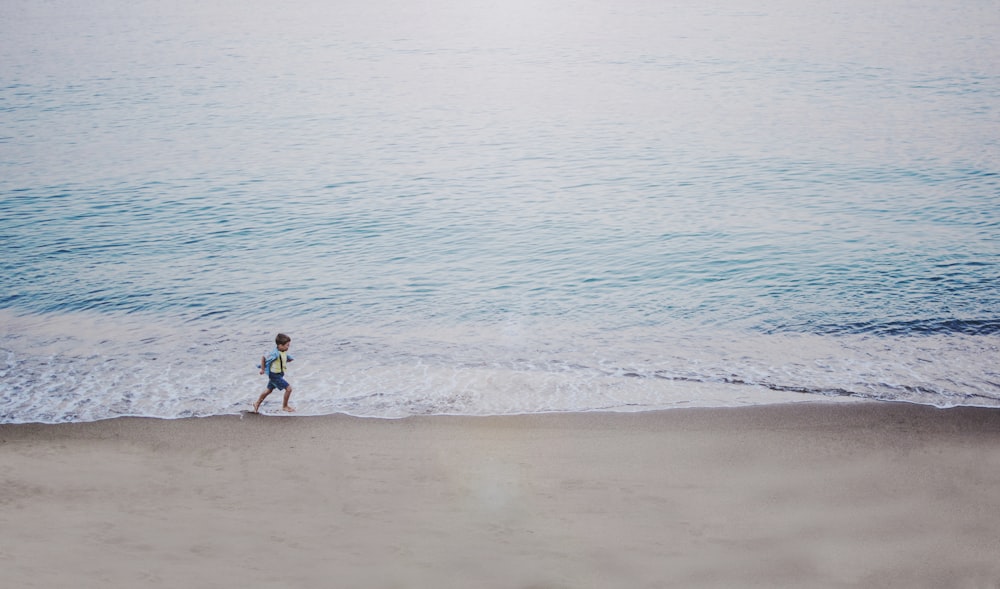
xmin=798 ymin=317 xmax=1000 ymax=337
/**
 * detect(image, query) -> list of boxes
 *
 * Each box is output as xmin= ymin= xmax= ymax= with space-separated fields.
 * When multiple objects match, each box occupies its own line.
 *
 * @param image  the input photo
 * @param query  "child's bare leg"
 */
xmin=282 ymin=385 xmax=295 ymax=412
xmin=253 ymin=389 xmax=272 ymax=413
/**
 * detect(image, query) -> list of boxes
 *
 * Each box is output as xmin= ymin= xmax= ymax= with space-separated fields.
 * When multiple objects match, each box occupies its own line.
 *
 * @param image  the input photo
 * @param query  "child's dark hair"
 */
xmin=275 ymin=333 xmax=291 ymax=345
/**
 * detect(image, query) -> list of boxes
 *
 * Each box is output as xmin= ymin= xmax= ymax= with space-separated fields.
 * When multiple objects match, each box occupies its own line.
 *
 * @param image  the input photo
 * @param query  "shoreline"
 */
xmin=3 ymin=402 xmax=999 ymax=587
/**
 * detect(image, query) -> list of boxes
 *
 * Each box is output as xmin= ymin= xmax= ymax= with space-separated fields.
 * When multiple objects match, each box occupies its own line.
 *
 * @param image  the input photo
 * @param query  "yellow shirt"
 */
xmin=273 ymin=351 xmax=287 ymax=373
xmin=264 ymin=349 xmax=291 ymax=374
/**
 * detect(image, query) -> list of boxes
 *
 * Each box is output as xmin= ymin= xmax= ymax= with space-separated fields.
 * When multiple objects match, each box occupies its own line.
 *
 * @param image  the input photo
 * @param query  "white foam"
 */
xmin=2 ymin=309 xmax=998 ymax=423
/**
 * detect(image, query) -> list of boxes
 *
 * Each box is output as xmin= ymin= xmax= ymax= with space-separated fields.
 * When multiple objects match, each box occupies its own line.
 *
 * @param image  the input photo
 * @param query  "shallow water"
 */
xmin=2 ymin=0 xmax=998 ymax=422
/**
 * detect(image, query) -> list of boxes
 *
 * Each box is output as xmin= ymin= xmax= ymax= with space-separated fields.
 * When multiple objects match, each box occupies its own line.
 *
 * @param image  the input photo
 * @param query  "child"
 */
xmin=253 ymin=333 xmax=295 ymax=413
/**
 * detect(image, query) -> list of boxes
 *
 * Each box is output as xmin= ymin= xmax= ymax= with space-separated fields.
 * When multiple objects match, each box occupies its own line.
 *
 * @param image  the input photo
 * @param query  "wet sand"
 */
xmin=2 ymin=402 xmax=999 ymax=588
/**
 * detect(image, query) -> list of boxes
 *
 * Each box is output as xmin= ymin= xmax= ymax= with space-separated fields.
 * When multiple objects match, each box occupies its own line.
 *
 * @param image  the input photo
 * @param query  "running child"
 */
xmin=253 ymin=333 xmax=295 ymax=413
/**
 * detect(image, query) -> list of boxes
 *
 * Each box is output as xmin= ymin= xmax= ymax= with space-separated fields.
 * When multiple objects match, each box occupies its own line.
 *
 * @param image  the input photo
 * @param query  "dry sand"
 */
xmin=2 ymin=402 xmax=999 ymax=588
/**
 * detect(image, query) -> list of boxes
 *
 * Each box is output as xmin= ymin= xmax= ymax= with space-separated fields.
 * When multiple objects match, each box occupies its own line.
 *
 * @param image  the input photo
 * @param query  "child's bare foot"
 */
xmin=252 ymin=400 xmax=261 ymax=413
xmin=282 ymin=405 xmax=296 ymax=413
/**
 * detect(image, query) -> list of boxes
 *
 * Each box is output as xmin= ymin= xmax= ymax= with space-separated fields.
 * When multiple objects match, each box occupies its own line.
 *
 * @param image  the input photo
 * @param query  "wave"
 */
xmin=2 ymin=309 xmax=998 ymax=423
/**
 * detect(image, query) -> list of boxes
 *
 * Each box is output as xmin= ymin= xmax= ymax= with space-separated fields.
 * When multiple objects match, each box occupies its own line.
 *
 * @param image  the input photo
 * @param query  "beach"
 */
xmin=4 ymin=2 xmax=999 ymax=586
xmin=2 ymin=402 xmax=999 ymax=588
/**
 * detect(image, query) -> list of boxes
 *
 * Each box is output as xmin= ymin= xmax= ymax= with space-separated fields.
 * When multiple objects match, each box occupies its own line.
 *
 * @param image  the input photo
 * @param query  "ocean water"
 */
xmin=1 ymin=0 xmax=998 ymax=423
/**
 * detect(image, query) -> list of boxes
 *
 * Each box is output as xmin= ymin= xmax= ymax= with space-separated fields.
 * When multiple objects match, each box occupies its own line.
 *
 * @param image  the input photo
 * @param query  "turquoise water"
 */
xmin=2 ymin=0 xmax=999 ymax=422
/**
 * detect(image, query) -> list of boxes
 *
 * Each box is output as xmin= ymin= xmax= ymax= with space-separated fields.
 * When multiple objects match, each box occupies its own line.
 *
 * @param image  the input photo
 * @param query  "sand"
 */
xmin=2 ymin=402 xmax=999 ymax=588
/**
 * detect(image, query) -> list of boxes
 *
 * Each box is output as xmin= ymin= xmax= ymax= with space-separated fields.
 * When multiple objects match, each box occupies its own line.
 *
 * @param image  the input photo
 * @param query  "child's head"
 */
xmin=275 ymin=333 xmax=291 ymax=350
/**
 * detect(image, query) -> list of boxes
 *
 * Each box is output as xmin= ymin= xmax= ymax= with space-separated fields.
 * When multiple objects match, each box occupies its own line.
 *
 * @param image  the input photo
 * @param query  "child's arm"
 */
xmin=260 ymin=355 xmax=267 ymax=374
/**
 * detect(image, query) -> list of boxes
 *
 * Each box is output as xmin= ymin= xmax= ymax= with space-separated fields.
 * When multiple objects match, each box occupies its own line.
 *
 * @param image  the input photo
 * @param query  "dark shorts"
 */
xmin=267 ymin=372 xmax=290 ymax=391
